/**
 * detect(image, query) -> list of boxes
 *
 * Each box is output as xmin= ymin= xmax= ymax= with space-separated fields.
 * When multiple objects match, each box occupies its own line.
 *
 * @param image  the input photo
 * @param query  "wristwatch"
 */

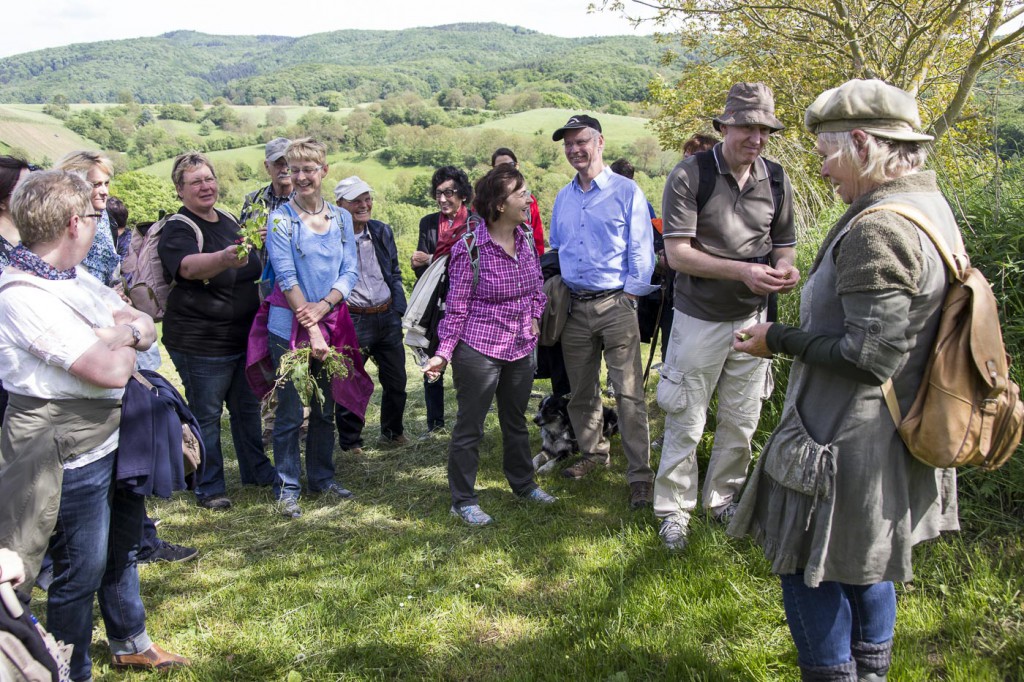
xmin=126 ymin=324 xmax=141 ymax=347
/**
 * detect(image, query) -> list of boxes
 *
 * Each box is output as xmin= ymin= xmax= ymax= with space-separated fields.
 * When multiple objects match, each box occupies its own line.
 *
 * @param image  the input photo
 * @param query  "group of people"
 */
xmin=0 ymin=76 xmax=961 ymax=682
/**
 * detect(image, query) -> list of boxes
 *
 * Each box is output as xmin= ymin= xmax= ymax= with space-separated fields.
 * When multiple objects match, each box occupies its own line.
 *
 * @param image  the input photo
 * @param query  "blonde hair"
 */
xmin=55 ymin=150 xmax=115 ymax=178
xmin=285 ymin=138 xmax=327 ymax=166
xmin=11 ymin=171 xmax=92 ymax=246
xmin=171 ymin=151 xmax=216 ymax=188
xmin=816 ymin=131 xmax=928 ymax=185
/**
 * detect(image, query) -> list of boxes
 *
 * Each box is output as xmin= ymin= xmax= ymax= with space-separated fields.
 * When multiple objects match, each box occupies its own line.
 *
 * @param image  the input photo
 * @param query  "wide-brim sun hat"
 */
xmin=712 ymin=82 xmax=785 ymax=132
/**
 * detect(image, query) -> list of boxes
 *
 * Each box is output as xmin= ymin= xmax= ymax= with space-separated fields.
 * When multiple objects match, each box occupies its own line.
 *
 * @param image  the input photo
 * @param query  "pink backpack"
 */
xmin=121 ymin=213 xmax=208 ymax=321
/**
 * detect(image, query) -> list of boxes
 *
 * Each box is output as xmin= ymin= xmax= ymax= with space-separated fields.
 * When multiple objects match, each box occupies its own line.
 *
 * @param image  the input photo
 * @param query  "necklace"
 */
xmin=9 ymin=245 xmax=77 ymax=280
xmin=295 ymin=198 xmax=326 ymax=216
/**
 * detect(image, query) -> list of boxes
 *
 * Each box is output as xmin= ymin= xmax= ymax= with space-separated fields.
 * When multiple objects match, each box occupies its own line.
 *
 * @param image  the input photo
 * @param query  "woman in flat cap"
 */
xmin=730 ymin=79 xmax=960 ymax=681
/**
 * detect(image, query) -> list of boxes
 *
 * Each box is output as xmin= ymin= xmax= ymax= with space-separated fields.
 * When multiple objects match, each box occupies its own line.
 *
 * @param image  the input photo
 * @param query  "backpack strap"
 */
xmin=163 ymin=213 xmax=205 ymax=253
xmin=856 ymin=203 xmax=968 ymax=282
xmin=858 ymin=203 xmax=967 ymax=425
xmin=694 ymin=149 xmax=717 ymax=214
xmin=764 ymin=157 xmax=786 ymax=231
xmin=461 ymin=214 xmax=483 ymax=290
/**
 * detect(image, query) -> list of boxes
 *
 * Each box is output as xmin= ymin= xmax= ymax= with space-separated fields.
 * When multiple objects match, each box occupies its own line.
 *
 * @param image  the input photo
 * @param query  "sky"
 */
xmin=2 ymin=0 xmax=660 ymax=58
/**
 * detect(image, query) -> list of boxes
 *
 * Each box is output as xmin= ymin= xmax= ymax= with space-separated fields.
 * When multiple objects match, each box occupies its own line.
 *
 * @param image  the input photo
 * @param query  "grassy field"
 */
xmin=0 ymin=105 xmax=99 ymax=160
xmin=26 ymin=342 xmax=1024 ymax=681
xmin=472 ymin=108 xmax=655 ymax=141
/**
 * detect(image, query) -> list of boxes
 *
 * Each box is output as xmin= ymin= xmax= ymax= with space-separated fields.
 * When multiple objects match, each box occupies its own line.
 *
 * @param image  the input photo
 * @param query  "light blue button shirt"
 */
xmin=549 ymin=166 xmax=657 ymax=296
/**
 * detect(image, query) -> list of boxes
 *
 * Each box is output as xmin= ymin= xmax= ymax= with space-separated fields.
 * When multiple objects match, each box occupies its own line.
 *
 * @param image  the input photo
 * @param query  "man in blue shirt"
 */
xmin=549 ymin=115 xmax=658 ymax=509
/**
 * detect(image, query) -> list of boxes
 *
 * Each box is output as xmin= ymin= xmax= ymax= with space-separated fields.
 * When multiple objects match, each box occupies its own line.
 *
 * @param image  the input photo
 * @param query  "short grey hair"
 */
xmin=11 ymin=171 xmax=93 ymax=246
xmin=816 ymin=131 xmax=928 ymax=186
xmin=171 ymin=151 xmax=216 ymax=188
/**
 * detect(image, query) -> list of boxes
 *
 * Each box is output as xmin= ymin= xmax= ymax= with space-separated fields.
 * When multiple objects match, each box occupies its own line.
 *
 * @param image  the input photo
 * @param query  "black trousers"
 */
xmin=447 ymin=343 xmax=538 ymax=508
xmin=336 ymin=310 xmax=408 ymax=446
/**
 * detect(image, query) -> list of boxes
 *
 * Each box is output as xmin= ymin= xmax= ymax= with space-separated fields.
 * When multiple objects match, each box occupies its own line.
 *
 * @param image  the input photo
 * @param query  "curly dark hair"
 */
xmin=473 ymin=165 xmax=525 ymax=226
xmin=430 ymin=166 xmax=472 ymax=204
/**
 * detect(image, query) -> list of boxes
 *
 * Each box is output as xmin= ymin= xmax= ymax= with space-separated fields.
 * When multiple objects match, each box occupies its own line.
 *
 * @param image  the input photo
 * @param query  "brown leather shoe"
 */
xmin=561 ymin=454 xmax=609 ymax=479
xmin=112 ymin=644 xmax=190 ymax=671
xmin=629 ymin=481 xmax=653 ymax=509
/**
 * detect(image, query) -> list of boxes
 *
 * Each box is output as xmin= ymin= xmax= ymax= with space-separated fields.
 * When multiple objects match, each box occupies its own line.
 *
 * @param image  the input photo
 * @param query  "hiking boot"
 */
xmin=629 ymin=481 xmax=653 ymax=509
xmin=112 ymin=644 xmax=190 ymax=671
xmin=658 ymin=518 xmax=689 ymax=552
xmin=319 ymin=482 xmax=355 ymax=501
xmin=379 ymin=434 xmax=409 ymax=447
xmin=278 ymin=497 xmax=302 ymax=519
xmin=196 ymin=494 xmax=232 ymax=510
xmin=519 ymin=487 xmax=557 ymax=505
xmin=712 ymin=502 xmax=738 ymax=525
xmin=561 ymin=454 xmax=608 ymax=479
xmin=450 ymin=504 xmax=493 ymax=526
xmin=138 ymin=541 xmax=198 ymax=565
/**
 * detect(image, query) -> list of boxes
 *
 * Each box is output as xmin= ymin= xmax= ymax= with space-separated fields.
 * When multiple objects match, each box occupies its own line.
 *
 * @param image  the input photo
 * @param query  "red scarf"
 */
xmin=433 ymin=204 xmax=469 ymax=260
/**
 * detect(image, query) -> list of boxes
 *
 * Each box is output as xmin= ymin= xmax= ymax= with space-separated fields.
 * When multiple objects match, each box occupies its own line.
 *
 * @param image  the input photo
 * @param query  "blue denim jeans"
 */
xmin=47 ymin=452 xmax=152 ymax=682
xmin=168 ymin=350 xmax=276 ymax=499
xmin=336 ymin=310 xmax=407 ymax=447
xmin=780 ymin=573 xmax=896 ymax=668
xmin=269 ymin=334 xmax=338 ymax=499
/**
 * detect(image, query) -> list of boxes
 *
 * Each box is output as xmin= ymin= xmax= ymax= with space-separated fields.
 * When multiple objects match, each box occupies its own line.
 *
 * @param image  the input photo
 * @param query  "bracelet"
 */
xmin=320 ymin=298 xmax=336 ymax=313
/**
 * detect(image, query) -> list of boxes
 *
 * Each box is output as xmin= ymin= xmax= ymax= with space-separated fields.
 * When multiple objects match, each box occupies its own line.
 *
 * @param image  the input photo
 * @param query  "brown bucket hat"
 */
xmin=804 ymin=79 xmax=934 ymax=142
xmin=713 ymin=83 xmax=785 ymax=132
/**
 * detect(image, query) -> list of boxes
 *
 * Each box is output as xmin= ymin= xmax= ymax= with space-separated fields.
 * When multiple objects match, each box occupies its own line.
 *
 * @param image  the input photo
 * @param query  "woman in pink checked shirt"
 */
xmin=422 ymin=165 xmax=554 ymax=526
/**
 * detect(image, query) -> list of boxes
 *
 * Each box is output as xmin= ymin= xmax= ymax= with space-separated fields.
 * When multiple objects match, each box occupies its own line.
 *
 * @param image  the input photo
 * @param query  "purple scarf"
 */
xmin=245 ymin=285 xmax=374 ymax=420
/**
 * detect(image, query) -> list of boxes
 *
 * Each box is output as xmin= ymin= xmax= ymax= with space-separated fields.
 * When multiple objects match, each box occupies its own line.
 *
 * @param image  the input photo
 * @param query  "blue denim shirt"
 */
xmin=266 ymin=202 xmax=358 ymax=339
xmin=549 ymin=166 xmax=657 ymax=296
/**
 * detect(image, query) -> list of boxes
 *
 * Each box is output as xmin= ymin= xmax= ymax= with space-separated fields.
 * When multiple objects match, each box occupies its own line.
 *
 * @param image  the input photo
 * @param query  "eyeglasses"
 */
xmin=510 ymin=189 xmax=532 ymax=200
xmin=287 ymin=165 xmax=323 ymax=176
xmin=185 ymin=176 xmax=217 ymax=189
xmin=434 ymin=188 xmax=459 ymax=200
xmin=80 ymin=213 xmax=103 ymax=220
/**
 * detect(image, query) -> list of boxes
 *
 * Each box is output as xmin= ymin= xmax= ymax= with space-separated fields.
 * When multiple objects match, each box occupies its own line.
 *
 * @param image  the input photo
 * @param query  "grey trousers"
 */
xmin=447 ymin=343 xmax=538 ymax=508
xmin=560 ymin=291 xmax=652 ymax=483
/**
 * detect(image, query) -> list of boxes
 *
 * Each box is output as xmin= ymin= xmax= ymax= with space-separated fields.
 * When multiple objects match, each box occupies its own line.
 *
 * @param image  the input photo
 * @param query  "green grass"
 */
xmin=28 ymin=344 xmax=1024 ymax=681
xmin=0 ymin=104 xmax=99 ymax=161
xmin=472 ymin=108 xmax=655 ymax=142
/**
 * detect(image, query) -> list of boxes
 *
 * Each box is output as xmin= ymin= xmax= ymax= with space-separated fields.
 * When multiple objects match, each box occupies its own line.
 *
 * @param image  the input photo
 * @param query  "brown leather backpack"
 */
xmin=875 ymin=204 xmax=1023 ymax=470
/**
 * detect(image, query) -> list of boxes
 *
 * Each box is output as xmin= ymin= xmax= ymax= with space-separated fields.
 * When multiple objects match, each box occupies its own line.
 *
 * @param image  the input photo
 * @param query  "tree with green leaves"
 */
xmin=600 ymin=0 xmax=1024 ymax=149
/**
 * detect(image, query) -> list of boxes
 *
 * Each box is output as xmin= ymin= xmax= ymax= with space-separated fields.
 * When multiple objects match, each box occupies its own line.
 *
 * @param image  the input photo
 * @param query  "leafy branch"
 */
xmin=236 ymin=202 xmax=268 ymax=261
xmin=272 ymin=344 xmax=354 ymax=407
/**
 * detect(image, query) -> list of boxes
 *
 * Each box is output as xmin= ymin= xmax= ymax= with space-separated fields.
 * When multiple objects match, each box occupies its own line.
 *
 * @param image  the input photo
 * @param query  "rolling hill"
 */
xmin=0 ymin=24 xmax=678 ymax=107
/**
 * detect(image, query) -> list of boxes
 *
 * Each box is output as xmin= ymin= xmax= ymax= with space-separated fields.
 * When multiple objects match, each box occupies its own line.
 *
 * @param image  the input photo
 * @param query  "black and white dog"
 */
xmin=532 ymin=394 xmax=619 ymax=474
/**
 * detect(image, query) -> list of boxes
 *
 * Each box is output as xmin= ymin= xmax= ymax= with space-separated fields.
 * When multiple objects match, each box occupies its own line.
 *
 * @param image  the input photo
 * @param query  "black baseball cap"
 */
xmin=552 ymin=114 xmax=602 ymax=141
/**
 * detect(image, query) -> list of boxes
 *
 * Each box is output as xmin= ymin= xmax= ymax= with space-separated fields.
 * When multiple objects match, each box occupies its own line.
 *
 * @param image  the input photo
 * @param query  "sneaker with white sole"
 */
xmin=450 ymin=504 xmax=493 ymax=526
xmin=278 ymin=497 xmax=302 ymax=519
xmin=712 ymin=502 xmax=738 ymax=525
xmin=658 ymin=517 xmax=689 ymax=552
xmin=520 ymin=487 xmax=557 ymax=504
xmin=319 ymin=482 xmax=355 ymax=501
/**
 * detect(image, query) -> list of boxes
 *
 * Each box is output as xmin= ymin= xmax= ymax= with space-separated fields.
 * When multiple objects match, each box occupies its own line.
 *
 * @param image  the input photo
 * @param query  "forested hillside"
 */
xmin=0 ymin=24 xmax=678 ymax=108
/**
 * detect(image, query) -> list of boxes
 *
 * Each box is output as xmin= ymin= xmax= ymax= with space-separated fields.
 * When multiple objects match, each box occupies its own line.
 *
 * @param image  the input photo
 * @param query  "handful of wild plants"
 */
xmin=273 ymin=344 xmax=353 ymax=407
xmin=236 ymin=203 xmax=268 ymax=261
